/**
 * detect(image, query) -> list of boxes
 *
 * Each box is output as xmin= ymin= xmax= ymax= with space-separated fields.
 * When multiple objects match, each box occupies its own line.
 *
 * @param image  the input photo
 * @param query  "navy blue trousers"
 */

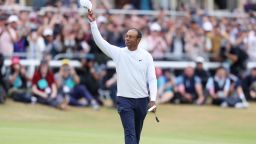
xmin=69 ymin=85 xmax=94 ymax=106
xmin=116 ymin=96 xmax=149 ymax=144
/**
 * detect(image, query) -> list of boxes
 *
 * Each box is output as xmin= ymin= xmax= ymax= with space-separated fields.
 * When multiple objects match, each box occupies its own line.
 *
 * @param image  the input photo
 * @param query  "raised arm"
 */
xmin=88 ymin=10 xmax=120 ymax=61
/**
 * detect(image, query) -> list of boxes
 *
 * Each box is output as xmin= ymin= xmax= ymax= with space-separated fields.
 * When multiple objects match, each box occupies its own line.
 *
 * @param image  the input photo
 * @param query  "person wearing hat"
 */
xmin=8 ymin=57 xmax=37 ymax=104
xmin=194 ymin=57 xmax=209 ymax=89
xmin=32 ymin=59 xmax=67 ymax=109
xmin=42 ymin=28 xmax=61 ymax=57
xmin=7 ymin=15 xmax=19 ymax=45
xmin=0 ymin=15 xmax=17 ymax=57
xmin=55 ymin=59 xmax=99 ymax=110
xmin=145 ymin=22 xmax=168 ymax=60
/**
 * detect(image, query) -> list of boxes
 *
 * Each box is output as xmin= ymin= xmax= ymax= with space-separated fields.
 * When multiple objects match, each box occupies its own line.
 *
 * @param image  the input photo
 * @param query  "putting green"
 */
xmin=0 ymin=101 xmax=255 ymax=144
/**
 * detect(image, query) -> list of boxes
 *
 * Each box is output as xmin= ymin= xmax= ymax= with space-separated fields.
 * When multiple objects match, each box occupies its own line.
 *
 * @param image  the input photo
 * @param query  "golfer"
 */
xmin=87 ymin=10 xmax=157 ymax=144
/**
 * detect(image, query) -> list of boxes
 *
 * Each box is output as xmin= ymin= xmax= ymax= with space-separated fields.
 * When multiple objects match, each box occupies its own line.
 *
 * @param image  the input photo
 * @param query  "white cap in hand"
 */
xmin=79 ymin=0 xmax=92 ymax=10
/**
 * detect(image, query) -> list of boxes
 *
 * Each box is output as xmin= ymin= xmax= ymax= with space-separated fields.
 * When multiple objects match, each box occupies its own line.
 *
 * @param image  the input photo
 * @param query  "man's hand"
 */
xmin=148 ymin=101 xmax=157 ymax=113
xmin=87 ymin=10 xmax=96 ymax=22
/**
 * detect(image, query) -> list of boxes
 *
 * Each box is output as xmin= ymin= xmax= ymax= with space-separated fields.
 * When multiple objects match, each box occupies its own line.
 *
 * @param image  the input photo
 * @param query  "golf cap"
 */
xmin=43 ymin=28 xmax=53 ymax=36
xmin=150 ymin=22 xmax=161 ymax=32
xmin=7 ymin=15 xmax=19 ymax=23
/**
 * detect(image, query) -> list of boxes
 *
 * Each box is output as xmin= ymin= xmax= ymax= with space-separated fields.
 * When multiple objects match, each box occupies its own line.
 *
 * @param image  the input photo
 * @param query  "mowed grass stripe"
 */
xmin=0 ymin=101 xmax=256 ymax=144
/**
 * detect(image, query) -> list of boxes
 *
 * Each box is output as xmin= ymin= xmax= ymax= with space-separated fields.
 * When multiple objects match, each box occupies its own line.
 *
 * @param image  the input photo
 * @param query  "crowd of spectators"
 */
xmin=0 ymin=0 xmax=256 ymax=109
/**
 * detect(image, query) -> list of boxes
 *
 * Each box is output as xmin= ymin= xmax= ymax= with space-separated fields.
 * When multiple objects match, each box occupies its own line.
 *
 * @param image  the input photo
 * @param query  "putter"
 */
xmin=148 ymin=105 xmax=160 ymax=123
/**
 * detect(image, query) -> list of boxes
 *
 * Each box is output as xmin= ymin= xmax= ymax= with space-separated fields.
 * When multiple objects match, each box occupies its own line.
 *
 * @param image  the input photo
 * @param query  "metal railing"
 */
xmin=4 ymin=58 xmax=256 ymax=76
xmin=53 ymin=53 xmax=89 ymax=60
xmin=3 ymin=59 xmax=81 ymax=77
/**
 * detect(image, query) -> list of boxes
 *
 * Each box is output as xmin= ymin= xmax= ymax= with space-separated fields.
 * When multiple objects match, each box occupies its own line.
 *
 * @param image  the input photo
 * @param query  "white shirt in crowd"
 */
xmin=0 ymin=27 xmax=16 ymax=57
xmin=90 ymin=21 xmax=157 ymax=101
xmin=206 ymin=76 xmax=231 ymax=97
xmin=244 ymin=31 xmax=256 ymax=61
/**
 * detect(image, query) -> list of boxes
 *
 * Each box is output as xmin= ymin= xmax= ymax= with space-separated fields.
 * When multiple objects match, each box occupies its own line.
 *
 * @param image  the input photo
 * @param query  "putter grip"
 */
xmin=148 ymin=105 xmax=156 ymax=112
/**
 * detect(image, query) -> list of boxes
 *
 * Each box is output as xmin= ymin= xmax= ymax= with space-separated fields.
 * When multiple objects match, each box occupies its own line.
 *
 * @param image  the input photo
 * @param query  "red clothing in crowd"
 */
xmin=32 ymin=70 xmax=55 ymax=92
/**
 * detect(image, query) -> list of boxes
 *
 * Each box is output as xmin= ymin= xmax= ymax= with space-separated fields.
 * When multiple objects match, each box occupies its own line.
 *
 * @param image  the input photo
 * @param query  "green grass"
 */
xmin=0 ymin=101 xmax=256 ymax=144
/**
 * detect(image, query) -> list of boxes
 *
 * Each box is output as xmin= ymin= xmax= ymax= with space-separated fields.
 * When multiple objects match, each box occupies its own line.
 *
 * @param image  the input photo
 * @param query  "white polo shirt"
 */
xmin=90 ymin=21 xmax=157 ymax=101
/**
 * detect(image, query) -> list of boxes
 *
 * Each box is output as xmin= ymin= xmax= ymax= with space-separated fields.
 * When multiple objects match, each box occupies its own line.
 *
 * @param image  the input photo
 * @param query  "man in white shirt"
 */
xmin=87 ymin=10 xmax=157 ymax=144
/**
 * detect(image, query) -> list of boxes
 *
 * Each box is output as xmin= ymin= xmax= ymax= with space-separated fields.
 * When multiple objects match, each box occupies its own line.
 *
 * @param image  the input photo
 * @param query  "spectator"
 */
xmin=0 ymin=53 xmax=6 ymax=103
xmin=7 ymin=15 xmax=19 ymax=55
xmin=55 ymin=59 xmax=99 ymax=109
xmin=105 ymin=73 xmax=117 ymax=107
xmin=32 ymin=59 xmax=67 ymax=109
xmin=203 ymin=16 xmax=214 ymax=54
xmin=63 ymin=24 xmax=76 ymax=54
xmin=221 ymin=42 xmax=248 ymax=76
xmin=229 ymin=74 xmax=249 ymax=108
xmin=74 ymin=29 xmax=91 ymax=54
xmin=194 ymin=57 xmax=210 ymax=88
xmin=250 ymin=82 xmax=256 ymax=99
xmin=27 ymin=28 xmax=45 ymax=59
xmin=243 ymin=67 xmax=256 ymax=100
xmin=157 ymin=69 xmax=175 ymax=104
xmin=42 ymin=28 xmax=62 ymax=58
xmin=0 ymin=52 xmax=7 ymax=90
xmin=79 ymin=55 xmax=106 ymax=104
xmin=8 ymin=57 xmax=37 ymax=104
xmin=244 ymin=30 xmax=256 ymax=61
xmin=0 ymin=15 xmax=17 ymax=57
xmin=244 ymin=1 xmax=256 ymax=12
xmin=206 ymin=66 xmax=247 ymax=108
xmin=5 ymin=0 xmax=17 ymax=5
xmin=14 ymin=12 xmax=29 ymax=54
xmin=185 ymin=21 xmax=206 ymax=60
xmin=206 ymin=67 xmax=230 ymax=107
xmin=208 ymin=26 xmax=223 ymax=61
xmin=166 ymin=25 xmax=186 ymax=60
xmin=146 ymin=22 xmax=168 ymax=60
xmin=106 ymin=23 xmax=124 ymax=47
xmin=174 ymin=66 xmax=205 ymax=105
